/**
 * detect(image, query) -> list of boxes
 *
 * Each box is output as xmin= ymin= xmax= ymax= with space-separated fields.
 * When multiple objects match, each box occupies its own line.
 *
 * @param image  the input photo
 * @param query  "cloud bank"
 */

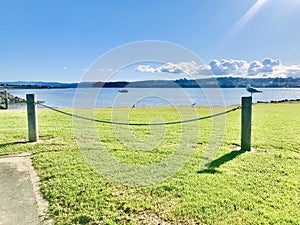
xmin=135 ymin=58 xmax=300 ymax=78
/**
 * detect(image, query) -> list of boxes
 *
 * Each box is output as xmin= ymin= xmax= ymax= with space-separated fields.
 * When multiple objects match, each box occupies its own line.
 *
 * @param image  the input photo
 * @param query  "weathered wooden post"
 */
xmin=241 ymin=96 xmax=252 ymax=151
xmin=26 ymin=94 xmax=38 ymax=142
xmin=4 ymin=89 xmax=9 ymax=109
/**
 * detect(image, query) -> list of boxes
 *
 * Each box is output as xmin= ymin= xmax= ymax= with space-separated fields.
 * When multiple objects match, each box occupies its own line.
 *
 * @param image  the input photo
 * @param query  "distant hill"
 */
xmin=92 ymin=77 xmax=300 ymax=88
xmin=1 ymin=77 xmax=300 ymax=89
xmin=0 ymin=81 xmax=78 ymax=89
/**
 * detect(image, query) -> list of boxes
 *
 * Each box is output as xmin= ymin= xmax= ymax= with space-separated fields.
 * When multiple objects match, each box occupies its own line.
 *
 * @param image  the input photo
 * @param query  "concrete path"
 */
xmin=0 ymin=154 xmax=52 ymax=225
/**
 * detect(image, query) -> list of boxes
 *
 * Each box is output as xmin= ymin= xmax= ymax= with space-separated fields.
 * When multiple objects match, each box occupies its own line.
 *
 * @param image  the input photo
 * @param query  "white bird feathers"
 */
xmin=246 ymin=85 xmax=262 ymax=96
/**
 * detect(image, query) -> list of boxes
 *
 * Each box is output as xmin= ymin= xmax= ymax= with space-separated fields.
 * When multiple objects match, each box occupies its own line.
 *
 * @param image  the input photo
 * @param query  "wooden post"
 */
xmin=26 ymin=94 xmax=38 ymax=142
xmin=4 ymin=89 xmax=8 ymax=109
xmin=241 ymin=96 xmax=252 ymax=151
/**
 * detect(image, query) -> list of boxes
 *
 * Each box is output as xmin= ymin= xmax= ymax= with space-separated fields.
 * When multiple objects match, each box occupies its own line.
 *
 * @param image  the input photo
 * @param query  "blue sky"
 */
xmin=1 ymin=0 xmax=300 ymax=82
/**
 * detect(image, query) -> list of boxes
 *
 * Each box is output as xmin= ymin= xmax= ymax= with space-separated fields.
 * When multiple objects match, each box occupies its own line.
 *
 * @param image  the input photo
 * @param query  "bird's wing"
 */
xmin=246 ymin=85 xmax=262 ymax=93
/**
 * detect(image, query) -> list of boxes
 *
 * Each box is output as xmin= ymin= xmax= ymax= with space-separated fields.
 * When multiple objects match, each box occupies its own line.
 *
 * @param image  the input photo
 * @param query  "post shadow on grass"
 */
xmin=198 ymin=149 xmax=247 ymax=174
xmin=0 ymin=141 xmax=29 ymax=148
xmin=198 ymin=96 xmax=253 ymax=174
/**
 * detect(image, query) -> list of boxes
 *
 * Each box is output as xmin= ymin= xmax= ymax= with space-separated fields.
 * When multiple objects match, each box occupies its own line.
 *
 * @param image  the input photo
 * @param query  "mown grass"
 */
xmin=0 ymin=103 xmax=299 ymax=224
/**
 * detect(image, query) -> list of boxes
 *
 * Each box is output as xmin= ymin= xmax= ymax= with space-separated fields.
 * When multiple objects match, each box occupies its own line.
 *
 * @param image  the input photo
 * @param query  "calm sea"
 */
xmin=8 ymin=88 xmax=300 ymax=109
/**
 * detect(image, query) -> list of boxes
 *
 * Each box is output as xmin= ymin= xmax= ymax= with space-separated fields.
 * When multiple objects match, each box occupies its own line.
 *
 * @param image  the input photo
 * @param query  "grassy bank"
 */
xmin=0 ymin=103 xmax=299 ymax=224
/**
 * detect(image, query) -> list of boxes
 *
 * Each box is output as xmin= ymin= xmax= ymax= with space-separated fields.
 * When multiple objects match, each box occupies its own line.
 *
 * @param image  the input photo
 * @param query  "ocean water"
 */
xmin=8 ymin=88 xmax=300 ymax=109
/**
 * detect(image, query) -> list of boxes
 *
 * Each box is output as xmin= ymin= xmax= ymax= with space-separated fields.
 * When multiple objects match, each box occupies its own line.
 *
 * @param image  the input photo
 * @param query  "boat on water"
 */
xmin=118 ymin=89 xmax=128 ymax=93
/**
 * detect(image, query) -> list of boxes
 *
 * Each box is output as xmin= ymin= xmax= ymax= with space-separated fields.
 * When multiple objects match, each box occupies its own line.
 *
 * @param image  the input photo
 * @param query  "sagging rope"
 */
xmin=37 ymin=103 xmax=241 ymax=126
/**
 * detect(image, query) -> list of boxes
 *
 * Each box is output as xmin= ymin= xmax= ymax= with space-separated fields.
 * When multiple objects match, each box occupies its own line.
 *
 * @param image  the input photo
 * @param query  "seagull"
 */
xmin=246 ymin=85 xmax=262 ymax=97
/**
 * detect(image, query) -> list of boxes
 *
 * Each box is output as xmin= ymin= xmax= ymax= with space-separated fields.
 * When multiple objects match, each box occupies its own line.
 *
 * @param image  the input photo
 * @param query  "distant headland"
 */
xmin=1 ymin=77 xmax=300 ymax=89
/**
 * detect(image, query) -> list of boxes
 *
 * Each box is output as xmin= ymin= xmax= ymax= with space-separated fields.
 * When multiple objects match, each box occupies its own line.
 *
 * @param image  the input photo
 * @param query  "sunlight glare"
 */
xmin=228 ymin=0 xmax=268 ymax=38
xmin=215 ymin=0 xmax=269 ymax=54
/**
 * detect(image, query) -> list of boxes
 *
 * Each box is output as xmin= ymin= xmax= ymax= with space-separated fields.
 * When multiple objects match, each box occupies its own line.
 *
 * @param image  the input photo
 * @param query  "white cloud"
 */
xmin=136 ymin=61 xmax=211 ymax=76
xmin=209 ymin=59 xmax=248 ymax=76
xmin=275 ymin=64 xmax=300 ymax=78
xmin=136 ymin=65 xmax=160 ymax=73
xmin=135 ymin=58 xmax=300 ymax=78
xmin=262 ymin=58 xmax=281 ymax=67
xmin=247 ymin=58 xmax=281 ymax=76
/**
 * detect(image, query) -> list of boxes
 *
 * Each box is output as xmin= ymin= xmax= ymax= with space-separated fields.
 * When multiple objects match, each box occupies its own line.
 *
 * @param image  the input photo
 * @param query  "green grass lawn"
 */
xmin=0 ymin=103 xmax=299 ymax=224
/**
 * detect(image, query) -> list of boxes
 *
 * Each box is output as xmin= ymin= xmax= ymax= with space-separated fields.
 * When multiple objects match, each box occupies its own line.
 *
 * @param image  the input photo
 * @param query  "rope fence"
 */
xmin=37 ymin=102 xmax=241 ymax=126
xmin=26 ymin=94 xmax=251 ymax=151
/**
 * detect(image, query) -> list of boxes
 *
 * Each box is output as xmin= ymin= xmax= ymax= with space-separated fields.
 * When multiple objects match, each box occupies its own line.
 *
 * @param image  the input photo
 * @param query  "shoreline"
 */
xmin=2 ymin=86 xmax=300 ymax=90
xmin=1 ymin=99 xmax=300 ymax=112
